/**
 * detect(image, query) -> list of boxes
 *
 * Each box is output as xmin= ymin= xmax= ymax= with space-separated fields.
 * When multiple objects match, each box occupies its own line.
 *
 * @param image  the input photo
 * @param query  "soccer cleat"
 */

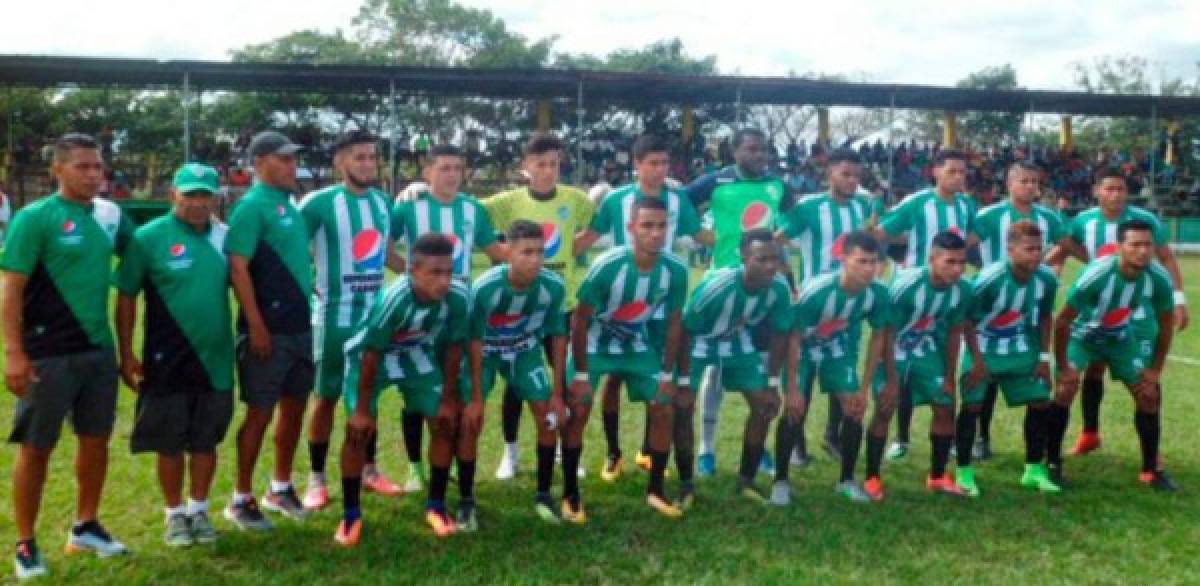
xmin=926 ymin=474 xmax=967 ymax=497
xmin=303 ymin=482 xmax=330 ymax=511
xmin=646 ymin=493 xmax=684 ymax=518
xmin=835 ymin=480 xmax=872 ymax=503
xmin=676 ymin=483 xmax=696 ymax=511
xmin=65 ymin=521 xmax=128 ymax=557
xmin=973 ymin=437 xmax=993 ymax=461
xmin=364 ymin=471 xmax=404 ymax=496
xmin=495 ymin=451 xmax=518 ymax=481
xmin=1019 ymin=464 xmax=1062 ymax=493
xmin=262 ymin=487 xmax=309 ymax=520
xmin=821 ymin=435 xmax=842 ymax=463
xmin=333 ymin=518 xmax=362 ymax=547
xmin=455 ymin=501 xmax=479 ymax=533
xmin=1139 ymin=469 xmax=1180 ymax=492
xmin=14 ymin=540 xmax=46 ymax=582
xmin=164 ymin=513 xmax=193 ymax=548
xmin=635 ymin=451 xmax=653 ymax=472
xmin=737 ymin=479 xmax=769 ymax=505
xmin=697 ymin=453 xmax=717 ymax=478
xmin=790 ymin=450 xmax=813 ymax=468
xmin=425 ymin=507 xmax=457 ymax=537
xmin=189 ymin=512 xmax=218 ymax=544
xmin=1047 ymin=463 xmax=1067 ymax=489
xmin=405 ymin=465 xmax=426 ymax=493
xmin=224 ymin=499 xmax=273 ymax=531
xmin=534 ymin=495 xmax=561 ymax=524
xmin=885 ymin=441 xmax=909 ymax=461
xmin=601 ymin=455 xmax=624 ymax=482
xmin=769 ymin=480 xmax=791 ymax=507
xmin=759 ymin=451 xmax=777 ymax=476
xmin=1070 ymin=431 xmax=1102 ymax=457
xmin=560 ymin=498 xmax=588 ymax=525
xmin=863 ymin=476 xmax=886 ymax=502
xmin=955 ymin=466 xmax=981 ymax=498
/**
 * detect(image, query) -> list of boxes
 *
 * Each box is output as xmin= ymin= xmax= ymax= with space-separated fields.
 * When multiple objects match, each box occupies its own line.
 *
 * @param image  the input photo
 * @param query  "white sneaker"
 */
xmin=66 ymin=522 xmax=128 ymax=557
xmin=769 ymin=481 xmax=791 ymax=507
xmin=495 ymin=451 xmax=518 ymax=480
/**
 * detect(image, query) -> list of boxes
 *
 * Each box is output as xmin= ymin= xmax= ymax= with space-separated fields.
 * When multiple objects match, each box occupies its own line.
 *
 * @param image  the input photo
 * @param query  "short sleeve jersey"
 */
xmin=590 ymin=183 xmax=701 ymax=252
xmin=880 ymin=188 xmax=977 ymax=268
xmin=683 ymin=267 xmax=792 ymax=360
xmin=793 ymin=271 xmax=889 ymax=362
xmin=969 ymin=260 xmax=1058 ymax=357
xmin=885 ymin=266 xmax=974 ymax=361
xmin=971 ymin=200 xmax=1065 ymax=266
xmin=576 ymin=246 xmax=689 ymax=355
xmin=392 ymin=192 xmax=497 ymax=280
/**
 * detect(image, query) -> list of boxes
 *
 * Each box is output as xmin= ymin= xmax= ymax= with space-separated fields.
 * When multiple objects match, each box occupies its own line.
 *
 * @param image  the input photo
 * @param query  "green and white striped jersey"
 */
xmin=392 ymin=192 xmax=497 ymax=279
xmin=880 ymin=188 xmax=977 ymax=268
xmin=299 ymin=184 xmax=392 ymax=330
xmin=1067 ymin=205 xmax=1167 ymax=261
xmin=590 ymin=183 xmax=701 ymax=251
xmin=782 ymin=191 xmax=883 ymax=282
xmin=683 ymin=267 xmax=792 ymax=360
xmin=470 ymin=265 xmax=567 ymax=356
xmin=344 ymin=275 xmax=470 ymax=382
xmin=576 ymin=246 xmax=688 ymax=355
xmin=971 ymin=200 xmax=1065 ymax=266
xmin=885 ymin=266 xmax=974 ymax=361
xmin=1066 ymin=256 xmax=1173 ymax=345
xmin=969 ymin=260 xmax=1058 ymax=357
xmin=793 ymin=271 xmax=889 ymax=362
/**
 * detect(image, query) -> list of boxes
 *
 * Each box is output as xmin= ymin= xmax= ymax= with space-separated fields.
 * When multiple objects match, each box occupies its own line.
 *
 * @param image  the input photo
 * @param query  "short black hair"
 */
xmin=933 ymin=149 xmax=967 ymax=166
xmin=332 ymin=130 xmax=377 ymax=155
xmin=1117 ymin=219 xmax=1155 ymax=242
xmin=931 ymin=229 xmax=967 ymax=252
xmin=740 ymin=228 xmax=775 ymax=250
xmin=427 ymin=143 xmax=463 ymax=160
xmin=842 ymin=230 xmax=880 ymax=256
xmin=1095 ymin=167 xmax=1128 ymax=187
xmin=507 ymin=219 xmax=544 ymax=243
xmin=411 ymin=233 xmax=454 ymax=264
xmin=732 ymin=128 xmax=766 ymax=149
xmin=54 ymin=133 xmax=100 ymax=163
xmin=631 ymin=196 xmax=668 ymax=219
xmin=827 ymin=149 xmax=863 ymax=166
xmin=525 ymin=132 xmax=563 ymax=157
xmin=1006 ymin=161 xmax=1042 ymax=181
xmin=632 ymin=134 xmax=670 ymax=162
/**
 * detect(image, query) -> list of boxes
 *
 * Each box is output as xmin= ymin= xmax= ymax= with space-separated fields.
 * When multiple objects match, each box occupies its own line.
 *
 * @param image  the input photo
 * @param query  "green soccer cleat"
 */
xmin=955 ymin=466 xmax=981 ymax=498
xmin=534 ymin=494 xmax=561 ymax=524
xmin=1020 ymin=463 xmax=1063 ymax=493
xmin=886 ymin=441 xmax=909 ymax=461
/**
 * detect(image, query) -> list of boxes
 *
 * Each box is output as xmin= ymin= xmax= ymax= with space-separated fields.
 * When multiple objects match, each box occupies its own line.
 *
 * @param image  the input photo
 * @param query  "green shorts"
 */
xmin=873 ymin=352 xmax=953 ymax=407
xmin=792 ymin=356 xmax=859 ymax=397
xmin=568 ymin=350 xmax=667 ymax=405
xmin=313 ymin=324 xmax=354 ymax=400
xmin=690 ymin=353 xmax=770 ymax=394
xmin=1067 ymin=336 xmax=1145 ymax=386
xmin=960 ymin=353 xmax=1050 ymax=407
xmin=343 ymin=353 xmax=444 ymax=418
xmin=464 ymin=347 xmax=552 ymax=404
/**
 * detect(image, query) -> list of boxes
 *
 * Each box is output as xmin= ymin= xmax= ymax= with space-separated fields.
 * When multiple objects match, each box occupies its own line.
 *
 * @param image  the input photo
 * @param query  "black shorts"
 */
xmin=8 ymin=348 xmax=119 ymax=450
xmin=236 ymin=332 xmax=314 ymax=408
xmin=131 ymin=387 xmax=234 ymax=455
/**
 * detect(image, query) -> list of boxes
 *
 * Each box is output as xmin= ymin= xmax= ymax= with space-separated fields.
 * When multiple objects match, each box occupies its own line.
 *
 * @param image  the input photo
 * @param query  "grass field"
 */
xmin=3 ymin=258 xmax=1200 ymax=585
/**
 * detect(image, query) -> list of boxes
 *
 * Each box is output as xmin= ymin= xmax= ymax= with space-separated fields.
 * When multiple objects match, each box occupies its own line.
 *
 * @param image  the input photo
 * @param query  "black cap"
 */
xmin=247 ymin=130 xmax=302 ymax=158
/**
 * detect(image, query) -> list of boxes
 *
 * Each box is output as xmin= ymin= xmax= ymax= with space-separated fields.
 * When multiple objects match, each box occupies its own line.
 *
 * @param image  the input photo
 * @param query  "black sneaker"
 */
xmin=14 ymin=539 xmax=46 ymax=581
xmin=1047 ymin=463 xmax=1068 ymax=489
xmin=973 ymin=437 xmax=993 ymax=461
xmin=66 ymin=521 xmax=128 ymax=557
xmin=1141 ymin=469 xmax=1180 ymax=492
xmin=224 ymin=499 xmax=274 ymax=531
xmin=456 ymin=499 xmax=479 ymax=532
xmin=262 ymin=486 xmax=309 ymax=520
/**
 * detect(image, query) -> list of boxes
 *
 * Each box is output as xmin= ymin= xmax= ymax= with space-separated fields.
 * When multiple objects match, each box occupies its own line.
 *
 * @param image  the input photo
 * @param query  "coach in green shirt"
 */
xmin=115 ymin=163 xmax=234 ymax=548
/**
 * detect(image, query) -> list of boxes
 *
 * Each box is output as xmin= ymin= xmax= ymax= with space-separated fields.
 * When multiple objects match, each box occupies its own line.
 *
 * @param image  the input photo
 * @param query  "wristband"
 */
xmin=768 ymin=376 xmax=781 ymax=388
xmin=573 ymin=373 xmax=588 ymax=383
xmin=677 ymin=376 xmax=691 ymax=386
xmin=657 ymin=372 xmax=672 ymax=383
xmin=1175 ymin=291 xmax=1186 ymax=306
xmin=1039 ymin=352 xmax=1052 ymax=363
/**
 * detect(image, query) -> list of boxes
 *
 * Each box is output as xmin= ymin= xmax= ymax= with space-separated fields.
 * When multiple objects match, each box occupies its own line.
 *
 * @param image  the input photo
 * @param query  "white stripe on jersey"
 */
xmin=206 ymin=222 xmax=229 ymax=261
xmin=332 ymin=194 xmax=357 ymax=327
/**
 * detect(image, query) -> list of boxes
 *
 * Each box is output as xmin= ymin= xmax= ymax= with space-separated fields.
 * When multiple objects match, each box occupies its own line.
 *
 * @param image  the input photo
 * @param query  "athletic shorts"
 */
xmin=8 ymin=348 xmax=118 ymax=449
xmin=1067 ymin=336 xmax=1145 ymax=386
xmin=130 ymin=386 xmax=234 ymax=455
xmin=690 ymin=353 xmax=769 ymax=394
xmin=568 ymin=349 xmax=667 ymax=405
xmin=873 ymin=352 xmax=953 ymax=407
xmin=313 ymin=324 xmax=354 ymax=400
xmin=960 ymin=353 xmax=1050 ymax=407
xmin=468 ymin=346 xmax=552 ymax=404
xmin=343 ymin=354 xmax=444 ymax=418
xmin=793 ymin=355 xmax=860 ymax=397
xmin=236 ymin=332 xmax=314 ymax=408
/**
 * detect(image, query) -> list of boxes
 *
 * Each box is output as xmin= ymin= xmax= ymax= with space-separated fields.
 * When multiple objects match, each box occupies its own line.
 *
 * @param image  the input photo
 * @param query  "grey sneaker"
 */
xmin=223 ymin=499 xmax=273 ymax=531
xmin=189 ymin=512 xmax=217 ymax=544
xmin=262 ymin=487 xmax=309 ymax=520
xmin=14 ymin=540 xmax=46 ymax=582
xmin=455 ymin=500 xmax=479 ymax=533
xmin=66 ymin=521 xmax=128 ymax=557
xmin=835 ymin=480 xmax=872 ymax=503
xmin=769 ymin=480 xmax=791 ymax=507
xmin=886 ymin=441 xmax=909 ymax=461
xmin=973 ymin=438 xmax=993 ymax=461
xmin=164 ymin=513 xmax=193 ymax=547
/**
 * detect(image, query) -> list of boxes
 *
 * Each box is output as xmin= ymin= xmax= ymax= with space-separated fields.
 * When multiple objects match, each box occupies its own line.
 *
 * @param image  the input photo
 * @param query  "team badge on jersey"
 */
xmin=167 ymin=242 xmax=194 ymax=270
xmin=352 ymin=229 xmax=386 ymax=272
xmin=541 ymin=222 xmax=562 ymax=257
xmin=59 ymin=219 xmax=82 ymax=245
xmin=277 ymin=204 xmax=294 ymax=227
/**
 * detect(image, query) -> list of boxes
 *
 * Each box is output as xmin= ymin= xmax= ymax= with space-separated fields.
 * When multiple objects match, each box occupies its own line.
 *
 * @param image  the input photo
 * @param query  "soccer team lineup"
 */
xmin=2 ymin=127 xmax=1193 ymax=579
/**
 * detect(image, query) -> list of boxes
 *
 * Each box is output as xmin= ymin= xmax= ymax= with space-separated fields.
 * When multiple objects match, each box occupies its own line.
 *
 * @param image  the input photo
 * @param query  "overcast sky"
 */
xmin=3 ymin=0 xmax=1197 ymax=90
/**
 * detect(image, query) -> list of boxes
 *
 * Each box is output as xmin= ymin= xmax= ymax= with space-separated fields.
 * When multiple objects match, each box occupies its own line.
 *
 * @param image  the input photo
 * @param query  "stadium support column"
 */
xmin=389 ymin=79 xmax=398 ymax=197
xmin=817 ymin=107 xmax=830 ymax=149
xmin=682 ymin=104 xmax=695 ymax=151
xmin=735 ymin=85 xmax=744 ymax=127
xmin=182 ymin=71 xmax=191 ymax=163
xmin=1060 ymin=115 xmax=1073 ymax=153
xmin=886 ymin=93 xmax=895 ymax=203
xmin=1166 ymin=118 xmax=1181 ymax=166
xmin=942 ymin=111 xmax=958 ymax=148
xmin=575 ymin=79 xmax=585 ymax=185
xmin=1149 ymin=105 xmax=1158 ymax=192
xmin=537 ymin=99 xmax=552 ymax=132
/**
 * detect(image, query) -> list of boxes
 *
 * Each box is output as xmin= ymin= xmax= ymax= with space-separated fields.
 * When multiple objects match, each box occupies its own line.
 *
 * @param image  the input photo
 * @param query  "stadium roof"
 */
xmin=3 ymin=54 xmax=1199 ymax=117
